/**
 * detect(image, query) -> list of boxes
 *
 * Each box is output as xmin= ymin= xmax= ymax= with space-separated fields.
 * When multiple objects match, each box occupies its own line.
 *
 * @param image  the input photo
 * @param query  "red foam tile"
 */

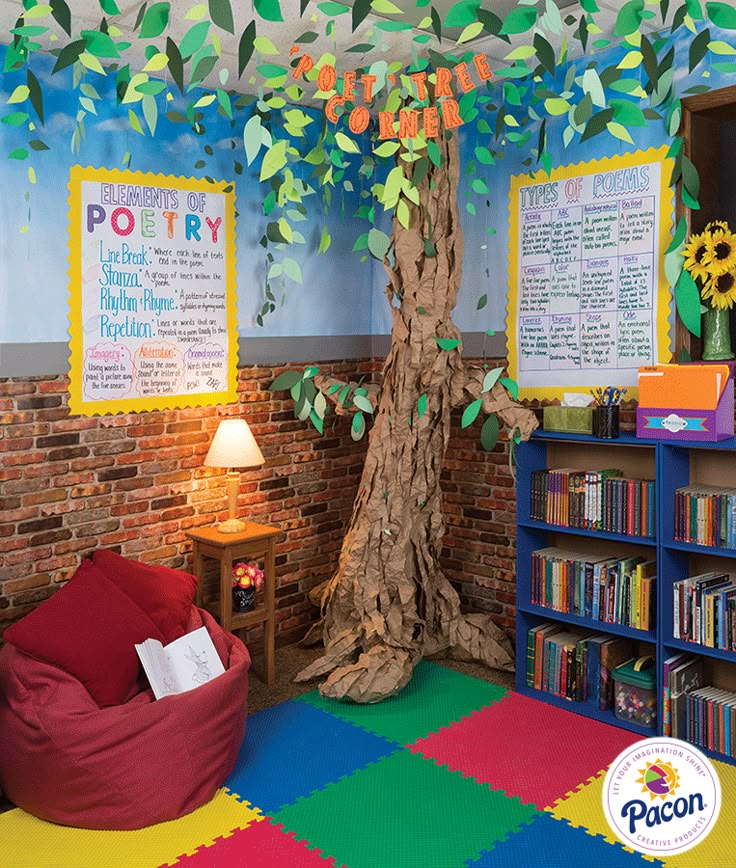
xmin=168 ymin=817 xmax=345 ymax=867
xmin=409 ymin=692 xmax=643 ymax=809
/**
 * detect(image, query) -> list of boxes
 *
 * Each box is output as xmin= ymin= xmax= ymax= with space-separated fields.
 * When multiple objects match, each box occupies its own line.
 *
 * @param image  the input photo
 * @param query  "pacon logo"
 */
xmin=603 ymin=738 xmax=721 ymax=856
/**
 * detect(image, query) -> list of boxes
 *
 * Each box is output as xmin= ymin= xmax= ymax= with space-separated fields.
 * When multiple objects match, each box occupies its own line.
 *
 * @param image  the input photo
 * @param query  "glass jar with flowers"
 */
xmin=232 ymin=562 xmax=264 ymax=612
xmin=682 ymin=220 xmax=736 ymax=360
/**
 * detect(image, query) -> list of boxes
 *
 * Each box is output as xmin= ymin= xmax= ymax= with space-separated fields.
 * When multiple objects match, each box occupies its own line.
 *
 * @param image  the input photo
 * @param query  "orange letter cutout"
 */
xmin=440 ymin=98 xmax=464 ymax=129
xmin=378 ymin=111 xmax=397 ymax=139
xmin=435 ymin=66 xmax=453 ymax=98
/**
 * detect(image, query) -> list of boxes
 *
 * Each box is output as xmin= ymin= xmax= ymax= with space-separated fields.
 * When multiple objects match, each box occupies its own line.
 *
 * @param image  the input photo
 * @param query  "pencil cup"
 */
xmin=594 ymin=405 xmax=619 ymax=439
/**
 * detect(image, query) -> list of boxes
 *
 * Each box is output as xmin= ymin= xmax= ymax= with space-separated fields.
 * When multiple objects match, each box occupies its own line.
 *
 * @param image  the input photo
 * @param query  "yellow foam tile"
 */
xmin=547 ymin=773 xmax=660 ymax=863
xmin=0 ymin=788 xmax=262 ymax=868
xmin=548 ymin=772 xmax=625 ymax=847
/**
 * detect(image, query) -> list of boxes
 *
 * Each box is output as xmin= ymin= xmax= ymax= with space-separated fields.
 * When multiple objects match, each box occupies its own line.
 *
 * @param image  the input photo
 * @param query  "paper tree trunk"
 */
xmin=297 ymin=131 xmax=535 ymax=703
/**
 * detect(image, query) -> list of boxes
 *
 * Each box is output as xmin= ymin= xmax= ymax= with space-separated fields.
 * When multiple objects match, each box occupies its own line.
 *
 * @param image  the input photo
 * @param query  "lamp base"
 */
xmin=216 ymin=517 xmax=247 ymax=534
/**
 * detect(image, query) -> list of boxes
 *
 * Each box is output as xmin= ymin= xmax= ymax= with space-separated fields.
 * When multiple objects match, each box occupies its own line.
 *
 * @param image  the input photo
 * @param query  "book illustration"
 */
xmin=185 ymin=644 xmax=214 ymax=684
xmin=136 ymin=625 xmax=226 ymax=700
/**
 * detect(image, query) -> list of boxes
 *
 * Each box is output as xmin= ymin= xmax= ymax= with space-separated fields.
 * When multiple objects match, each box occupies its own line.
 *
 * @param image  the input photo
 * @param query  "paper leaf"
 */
xmin=209 ymin=0 xmax=235 ymax=33
xmin=480 ymin=413 xmax=499 ymax=452
xmin=368 ymin=228 xmax=391 ymax=261
xmin=461 ymin=399 xmax=482 ymax=428
xmin=351 ymin=411 xmax=366 ymax=441
xmin=707 ymin=1 xmax=736 ymax=28
xmin=255 ymin=0 xmax=283 ymax=22
xmin=482 ymin=367 xmax=503 ymax=393
xmin=675 ymin=270 xmax=702 ymax=337
xmin=434 ymin=337 xmax=460 ymax=351
xmin=139 ymin=2 xmax=170 ymax=38
xmin=271 ymin=370 xmax=302 ymax=391
xmin=259 ymin=139 xmax=288 ymax=181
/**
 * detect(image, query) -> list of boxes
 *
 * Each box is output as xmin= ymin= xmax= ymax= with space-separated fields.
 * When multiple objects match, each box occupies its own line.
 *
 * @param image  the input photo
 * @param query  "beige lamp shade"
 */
xmin=204 ymin=419 xmax=264 ymax=469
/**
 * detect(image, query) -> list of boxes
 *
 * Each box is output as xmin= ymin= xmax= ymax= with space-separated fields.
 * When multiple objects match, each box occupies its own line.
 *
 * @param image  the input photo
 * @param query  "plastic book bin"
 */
xmin=612 ymin=656 xmax=656 ymax=729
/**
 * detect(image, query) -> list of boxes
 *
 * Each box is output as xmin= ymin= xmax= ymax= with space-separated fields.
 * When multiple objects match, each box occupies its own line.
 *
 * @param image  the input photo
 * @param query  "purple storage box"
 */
xmin=636 ymin=362 xmax=735 ymax=442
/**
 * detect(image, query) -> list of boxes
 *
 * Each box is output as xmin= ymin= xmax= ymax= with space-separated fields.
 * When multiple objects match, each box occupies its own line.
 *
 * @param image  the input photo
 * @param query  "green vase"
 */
xmin=702 ymin=307 xmax=735 ymax=361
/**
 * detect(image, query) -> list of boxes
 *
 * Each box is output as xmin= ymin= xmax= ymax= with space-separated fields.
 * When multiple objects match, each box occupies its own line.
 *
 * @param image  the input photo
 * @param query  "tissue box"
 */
xmin=637 ymin=362 xmax=734 ymax=442
xmin=543 ymin=406 xmax=593 ymax=434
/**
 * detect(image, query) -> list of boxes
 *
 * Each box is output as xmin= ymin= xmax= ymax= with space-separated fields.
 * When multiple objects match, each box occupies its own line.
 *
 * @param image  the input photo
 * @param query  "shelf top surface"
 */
xmin=532 ymin=430 xmax=736 ymax=450
xmin=186 ymin=521 xmax=281 ymax=546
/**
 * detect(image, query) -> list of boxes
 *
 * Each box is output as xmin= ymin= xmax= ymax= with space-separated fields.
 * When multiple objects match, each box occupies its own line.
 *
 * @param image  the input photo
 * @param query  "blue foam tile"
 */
xmin=467 ymin=812 xmax=667 ymax=868
xmin=225 ymin=699 xmax=398 ymax=815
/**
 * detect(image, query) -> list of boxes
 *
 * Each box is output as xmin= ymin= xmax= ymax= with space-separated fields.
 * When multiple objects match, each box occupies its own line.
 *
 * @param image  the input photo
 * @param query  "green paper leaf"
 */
xmin=353 ymin=394 xmax=374 ymax=414
xmin=676 ymin=269 xmax=702 ymax=337
xmin=614 ymin=0 xmax=645 ymax=36
xmin=664 ymin=248 xmax=685 ymax=287
xmin=50 ymin=0 xmax=72 ymax=36
xmin=99 ymin=0 xmax=121 ymax=12
xmin=477 ymin=294 xmax=487 ymax=311
xmin=500 ymin=6 xmax=537 ymax=34
xmin=351 ymin=411 xmax=366 ymax=441
xmin=318 ymin=1 xmax=350 ymax=14
xmin=665 ymin=216 xmax=688 ymax=254
xmin=461 ymin=399 xmax=482 ymax=429
xmin=157 ymin=42 xmax=180 ymax=93
xmin=499 ymin=377 xmax=519 ymax=400
xmin=318 ymin=226 xmax=331 ymax=254
xmin=26 ymin=70 xmax=43 ymax=125
xmin=255 ymin=0 xmax=283 ymax=22
xmin=418 ymin=393 xmax=427 ymax=418
xmin=209 ymin=0 xmax=235 ymax=33
xmin=482 ymin=367 xmax=503 ymax=393
xmin=244 ymin=114 xmax=263 ymax=165
xmin=260 ymin=139 xmax=288 ymax=181
xmin=271 ymin=370 xmax=302 ymax=391
xmin=8 ymin=148 xmax=29 ymax=160
xmin=480 ymin=413 xmax=499 ymax=452
xmin=706 ymin=1 xmax=736 ymax=28
xmin=689 ymin=27 xmax=711 ymax=72
xmin=139 ymin=2 xmax=170 ymax=38
xmin=335 ymin=132 xmax=360 ymax=153
xmin=681 ymin=154 xmax=700 ymax=200
xmin=51 ymin=38 xmax=85 ymax=74
xmin=682 ymin=187 xmax=700 ymax=210
xmin=352 ymin=0 xmax=372 ymax=30
xmin=238 ymin=20 xmax=256 ymax=77
xmin=368 ymin=227 xmax=391 ymax=261
xmin=179 ymin=21 xmax=210 ymax=58
xmin=444 ymin=0 xmax=480 ymax=28
xmin=435 ymin=337 xmax=460 ymax=351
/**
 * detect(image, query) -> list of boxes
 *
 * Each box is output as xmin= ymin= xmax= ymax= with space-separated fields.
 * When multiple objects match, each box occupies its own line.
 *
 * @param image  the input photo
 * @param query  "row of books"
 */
xmin=686 ymin=686 xmax=736 ymax=757
xmin=531 ymin=547 xmax=656 ymax=631
xmin=673 ymin=572 xmax=736 ymax=650
xmin=526 ymin=623 xmax=636 ymax=708
xmin=674 ymin=484 xmax=736 ymax=549
xmin=662 ymin=654 xmax=702 ymax=739
xmin=530 ymin=468 xmax=655 ymax=538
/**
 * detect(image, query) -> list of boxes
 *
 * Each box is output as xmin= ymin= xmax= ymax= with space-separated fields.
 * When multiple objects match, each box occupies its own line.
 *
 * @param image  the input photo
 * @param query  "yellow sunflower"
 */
xmin=702 ymin=269 xmax=736 ymax=310
xmin=682 ymin=231 xmax=712 ymax=282
xmin=706 ymin=220 xmax=731 ymax=233
xmin=705 ymin=227 xmax=736 ymax=276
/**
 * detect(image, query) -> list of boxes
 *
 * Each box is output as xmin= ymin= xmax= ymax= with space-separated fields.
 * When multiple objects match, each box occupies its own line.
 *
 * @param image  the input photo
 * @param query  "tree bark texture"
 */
xmin=296 ymin=132 xmax=537 ymax=702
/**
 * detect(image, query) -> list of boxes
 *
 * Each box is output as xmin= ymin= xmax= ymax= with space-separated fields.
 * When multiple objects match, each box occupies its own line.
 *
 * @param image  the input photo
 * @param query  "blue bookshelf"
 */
xmin=515 ymin=432 xmax=736 ymax=762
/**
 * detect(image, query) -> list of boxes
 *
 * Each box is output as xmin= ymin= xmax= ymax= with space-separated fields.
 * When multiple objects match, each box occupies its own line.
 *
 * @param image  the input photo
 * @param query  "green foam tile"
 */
xmin=273 ymin=749 xmax=538 ymax=868
xmin=297 ymin=660 xmax=508 ymax=744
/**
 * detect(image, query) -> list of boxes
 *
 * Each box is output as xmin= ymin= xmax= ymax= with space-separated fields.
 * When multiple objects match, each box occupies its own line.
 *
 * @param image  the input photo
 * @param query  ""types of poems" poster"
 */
xmin=506 ymin=147 xmax=674 ymax=401
xmin=68 ymin=167 xmax=237 ymax=415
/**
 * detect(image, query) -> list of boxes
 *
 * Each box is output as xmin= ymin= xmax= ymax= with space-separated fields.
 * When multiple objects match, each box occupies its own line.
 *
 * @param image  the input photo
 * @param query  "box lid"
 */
xmin=612 ymin=656 xmax=655 ymax=689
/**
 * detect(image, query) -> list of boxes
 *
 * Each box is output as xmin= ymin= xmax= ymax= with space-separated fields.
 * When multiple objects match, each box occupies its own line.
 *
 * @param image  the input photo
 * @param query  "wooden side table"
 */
xmin=186 ymin=522 xmax=280 ymax=686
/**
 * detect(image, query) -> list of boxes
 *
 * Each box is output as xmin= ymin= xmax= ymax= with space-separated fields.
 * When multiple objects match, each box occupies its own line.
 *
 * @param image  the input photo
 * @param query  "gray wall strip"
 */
xmin=0 ymin=331 xmax=509 ymax=378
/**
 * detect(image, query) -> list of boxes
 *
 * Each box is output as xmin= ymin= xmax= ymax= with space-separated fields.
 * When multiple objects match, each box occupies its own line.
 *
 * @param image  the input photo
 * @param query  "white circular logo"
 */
xmin=603 ymin=737 xmax=721 ymax=856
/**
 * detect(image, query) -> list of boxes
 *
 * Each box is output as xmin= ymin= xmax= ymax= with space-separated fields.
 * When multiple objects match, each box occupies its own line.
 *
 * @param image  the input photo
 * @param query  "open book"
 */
xmin=135 ymin=626 xmax=226 ymax=700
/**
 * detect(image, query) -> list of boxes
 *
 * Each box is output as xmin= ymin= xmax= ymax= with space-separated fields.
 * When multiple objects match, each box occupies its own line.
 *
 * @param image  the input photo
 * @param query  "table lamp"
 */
xmin=204 ymin=418 xmax=265 ymax=533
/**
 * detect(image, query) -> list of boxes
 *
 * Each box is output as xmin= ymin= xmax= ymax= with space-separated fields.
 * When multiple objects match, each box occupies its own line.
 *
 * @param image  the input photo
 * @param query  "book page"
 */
xmin=163 ymin=625 xmax=226 ymax=694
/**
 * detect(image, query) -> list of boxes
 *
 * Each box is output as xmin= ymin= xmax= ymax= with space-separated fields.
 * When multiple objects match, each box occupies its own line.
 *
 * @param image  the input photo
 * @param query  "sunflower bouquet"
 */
xmin=682 ymin=220 xmax=736 ymax=310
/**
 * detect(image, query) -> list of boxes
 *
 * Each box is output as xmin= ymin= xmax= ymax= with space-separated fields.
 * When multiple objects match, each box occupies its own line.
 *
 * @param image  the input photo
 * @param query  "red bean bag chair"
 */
xmin=0 ymin=554 xmax=250 ymax=830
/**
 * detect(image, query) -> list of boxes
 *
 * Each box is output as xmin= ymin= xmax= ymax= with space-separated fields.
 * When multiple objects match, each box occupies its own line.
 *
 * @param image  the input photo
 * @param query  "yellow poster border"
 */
xmin=67 ymin=166 xmax=238 ymax=416
xmin=506 ymin=146 xmax=674 ymax=402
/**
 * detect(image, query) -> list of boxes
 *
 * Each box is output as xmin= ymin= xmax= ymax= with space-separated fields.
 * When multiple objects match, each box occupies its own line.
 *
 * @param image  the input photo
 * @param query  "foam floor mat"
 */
xmin=2 ymin=661 xmax=734 ymax=867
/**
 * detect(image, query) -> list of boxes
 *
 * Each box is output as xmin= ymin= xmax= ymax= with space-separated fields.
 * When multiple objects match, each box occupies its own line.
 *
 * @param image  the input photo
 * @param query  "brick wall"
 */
xmin=0 ymin=356 xmax=522 ymax=650
xmin=0 ymin=360 xmax=380 ymax=648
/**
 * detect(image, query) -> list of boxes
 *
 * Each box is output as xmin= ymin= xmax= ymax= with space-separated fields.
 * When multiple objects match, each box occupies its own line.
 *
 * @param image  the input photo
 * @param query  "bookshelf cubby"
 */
xmin=515 ymin=431 xmax=736 ymax=762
